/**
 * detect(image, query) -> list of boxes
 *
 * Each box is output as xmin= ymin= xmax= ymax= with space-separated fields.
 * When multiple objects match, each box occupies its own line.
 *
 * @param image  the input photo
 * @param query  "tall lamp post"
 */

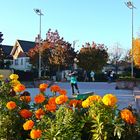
xmin=34 ymin=9 xmax=43 ymax=78
xmin=125 ymin=1 xmax=136 ymax=78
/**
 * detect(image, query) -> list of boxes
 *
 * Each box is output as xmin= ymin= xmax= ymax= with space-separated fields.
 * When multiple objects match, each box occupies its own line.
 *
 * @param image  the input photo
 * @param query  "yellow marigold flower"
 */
xmin=82 ymin=100 xmax=90 ymax=108
xmin=14 ymin=83 xmax=26 ymax=92
xmin=6 ymin=101 xmax=17 ymax=110
xmin=55 ymin=95 xmax=68 ymax=105
xmin=20 ymin=96 xmax=31 ymax=103
xmin=121 ymin=109 xmax=136 ymax=124
xmin=9 ymin=74 xmax=19 ymax=80
xmin=23 ymin=120 xmax=34 ymax=130
xmin=19 ymin=109 xmax=32 ymax=119
xmin=35 ymin=108 xmax=45 ymax=119
xmin=59 ymin=89 xmax=67 ymax=95
xmin=30 ymin=129 xmax=42 ymax=139
xmin=39 ymin=83 xmax=48 ymax=92
xmin=34 ymin=93 xmax=45 ymax=104
xmin=0 ymin=74 xmax=4 ymax=80
xmin=102 ymin=94 xmax=117 ymax=107
xmin=11 ymin=80 xmax=21 ymax=87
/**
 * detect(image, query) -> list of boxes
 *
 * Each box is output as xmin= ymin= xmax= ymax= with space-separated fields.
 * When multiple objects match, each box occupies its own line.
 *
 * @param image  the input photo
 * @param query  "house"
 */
xmin=0 ymin=45 xmax=13 ymax=56
xmin=9 ymin=40 xmax=35 ymax=71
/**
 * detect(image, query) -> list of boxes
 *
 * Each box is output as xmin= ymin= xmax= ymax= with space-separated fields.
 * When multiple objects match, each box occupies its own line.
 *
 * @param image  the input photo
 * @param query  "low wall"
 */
xmin=116 ymin=79 xmax=140 ymax=90
xmin=116 ymin=81 xmax=136 ymax=90
xmin=0 ymin=69 xmax=13 ymax=80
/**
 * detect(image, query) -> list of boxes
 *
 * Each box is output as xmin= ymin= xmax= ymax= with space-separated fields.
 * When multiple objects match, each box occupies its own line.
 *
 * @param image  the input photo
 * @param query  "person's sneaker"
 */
xmin=76 ymin=92 xmax=80 ymax=95
xmin=72 ymin=93 xmax=77 ymax=97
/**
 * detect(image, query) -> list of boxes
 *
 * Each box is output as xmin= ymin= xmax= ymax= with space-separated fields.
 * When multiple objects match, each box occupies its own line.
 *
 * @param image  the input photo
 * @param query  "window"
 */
xmin=15 ymin=59 xmax=18 ymax=65
xmin=21 ymin=59 xmax=23 ymax=65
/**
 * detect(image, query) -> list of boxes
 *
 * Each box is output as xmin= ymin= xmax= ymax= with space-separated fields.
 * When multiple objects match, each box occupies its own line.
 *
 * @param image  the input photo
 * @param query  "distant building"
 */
xmin=4 ymin=40 xmax=35 ymax=71
xmin=0 ymin=45 xmax=13 ymax=68
xmin=0 ymin=45 xmax=13 ymax=56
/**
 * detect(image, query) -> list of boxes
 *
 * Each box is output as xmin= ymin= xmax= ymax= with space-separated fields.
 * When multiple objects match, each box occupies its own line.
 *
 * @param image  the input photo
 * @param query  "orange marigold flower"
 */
xmin=87 ymin=95 xmax=102 ymax=102
xmin=102 ymin=94 xmax=117 ymax=107
xmin=19 ymin=109 xmax=32 ymax=119
xmin=20 ymin=96 xmax=31 ymax=103
xmin=11 ymin=80 xmax=21 ymax=87
xmin=30 ymin=129 xmax=42 ymax=139
xmin=59 ymin=89 xmax=67 ymax=95
xmin=69 ymin=99 xmax=79 ymax=107
xmin=55 ymin=95 xmax=68 ymax=105
xmin=48 ymin=97 xmax=56 ymax=105
xmin=50 ymin=85 xmax=60 ymax=93
xmin=6 ymin=101 xmax=17 ymax=110
xmin=34 ymin=94 xmax=45 ymax=104
xmin=35 ymin=108 xmax=45 ymax=119
xmin=14 ymin=84 xmax=26 ymax=92
xmin=23 ymin=120 xmax=34 ymax=130
xmin=121 ymin=109 xmax=136 ymax=124
xmin=39 ymin=83 xmax=48 ymax=92
xmin=45 ymin=104 xmax=57 ymax=112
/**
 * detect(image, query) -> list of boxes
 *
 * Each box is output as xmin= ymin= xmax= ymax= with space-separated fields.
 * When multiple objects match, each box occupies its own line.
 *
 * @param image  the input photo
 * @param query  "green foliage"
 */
xmin=77 ymin=42 xmax=108 ymax=72
xmin=1 ymin=74 xmax=140 ymax=140
xmin=88 ymin=102 xmax=121 ymax=140
xmin=0 ymin=79 xmax=29 ymax=140
xmin=36 ymin=105 xmax=83 ymax=140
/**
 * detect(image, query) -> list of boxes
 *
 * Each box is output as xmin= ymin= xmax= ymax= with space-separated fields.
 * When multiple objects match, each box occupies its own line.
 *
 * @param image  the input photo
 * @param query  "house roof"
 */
xmin=17 ymin=40 xmax=35 ymax=52
xmin=0 ymin=45 xmax=13 ymax=55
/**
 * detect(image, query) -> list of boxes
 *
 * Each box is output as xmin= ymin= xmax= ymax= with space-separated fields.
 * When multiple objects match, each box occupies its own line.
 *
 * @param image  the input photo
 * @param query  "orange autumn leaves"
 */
xmin=133 ymin=38 xmax=140 ymax=67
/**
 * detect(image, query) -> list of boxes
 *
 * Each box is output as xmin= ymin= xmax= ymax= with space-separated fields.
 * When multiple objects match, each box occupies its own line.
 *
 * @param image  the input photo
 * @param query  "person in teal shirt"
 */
xmin=69 ymin=70 xmax=80 ymax=95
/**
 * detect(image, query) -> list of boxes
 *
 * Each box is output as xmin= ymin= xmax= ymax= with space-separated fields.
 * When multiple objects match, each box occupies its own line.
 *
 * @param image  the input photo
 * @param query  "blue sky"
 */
xmin=1 ymin=0 xmax=140 ymax=51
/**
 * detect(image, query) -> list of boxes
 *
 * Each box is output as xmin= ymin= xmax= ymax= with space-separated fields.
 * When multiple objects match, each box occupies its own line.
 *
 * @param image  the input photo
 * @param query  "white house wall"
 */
xmin=10 ymin=57 xmax=32 ymax=71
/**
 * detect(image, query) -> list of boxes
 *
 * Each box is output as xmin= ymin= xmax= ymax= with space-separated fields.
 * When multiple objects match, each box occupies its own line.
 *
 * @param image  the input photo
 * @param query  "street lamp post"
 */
xmin=34 ymin=9 xmax=43 ymax=78
xmin=125 ymin=1 xmax=136 ymax=78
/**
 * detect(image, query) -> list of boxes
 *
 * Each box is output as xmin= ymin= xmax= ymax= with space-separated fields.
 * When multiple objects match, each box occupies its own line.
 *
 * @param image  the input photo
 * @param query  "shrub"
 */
xmin=0 ymin=74 xmax=140 ymax=140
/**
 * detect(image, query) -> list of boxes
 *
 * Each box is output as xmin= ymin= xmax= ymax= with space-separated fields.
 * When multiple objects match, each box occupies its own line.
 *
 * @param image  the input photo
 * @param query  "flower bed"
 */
xmin=0 ymin=74 xmax=140 ymax=140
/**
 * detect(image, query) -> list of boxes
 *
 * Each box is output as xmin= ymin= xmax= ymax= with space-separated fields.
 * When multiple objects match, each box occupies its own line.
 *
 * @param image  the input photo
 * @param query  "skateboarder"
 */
xmin=68 ymin=70 xmax=80 ymax=96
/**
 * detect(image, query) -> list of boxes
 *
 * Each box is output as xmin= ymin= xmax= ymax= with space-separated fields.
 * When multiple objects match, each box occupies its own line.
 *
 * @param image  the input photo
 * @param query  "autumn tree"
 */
xmin=77 ymin=42 xmax=108 ymax=72
xmin=28 ymin=44 xmax=39 ymax=70
xmin=28 ymin=29 xmax=76 ymax=76
xmin=133 ymin=38 xmax=140 ymax=68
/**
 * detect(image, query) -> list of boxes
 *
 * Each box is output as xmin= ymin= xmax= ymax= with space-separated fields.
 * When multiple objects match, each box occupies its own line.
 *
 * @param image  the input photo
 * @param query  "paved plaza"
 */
xmin=27 ymin=82 xmax=136 ymax=110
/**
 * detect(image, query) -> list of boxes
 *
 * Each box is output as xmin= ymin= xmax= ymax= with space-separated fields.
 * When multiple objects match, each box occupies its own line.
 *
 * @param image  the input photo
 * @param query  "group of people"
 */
xmin=105 ymin=70 xmax=115 ymax=83
xmin=68 ymin=69 xmax=115 ymax=96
